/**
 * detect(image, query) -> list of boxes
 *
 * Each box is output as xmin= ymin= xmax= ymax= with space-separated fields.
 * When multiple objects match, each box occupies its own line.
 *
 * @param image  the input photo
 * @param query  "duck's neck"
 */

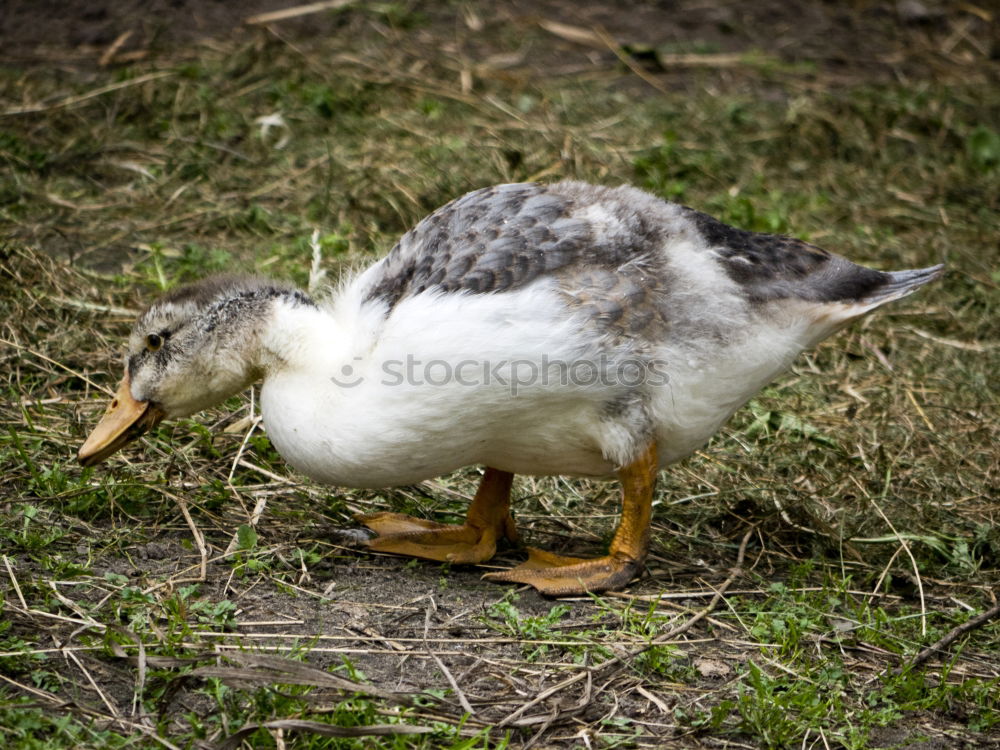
xmin=256 ymin=293 xmax=343 ymax=379
xmin=253 ymin=289 xmax=401 ymax=485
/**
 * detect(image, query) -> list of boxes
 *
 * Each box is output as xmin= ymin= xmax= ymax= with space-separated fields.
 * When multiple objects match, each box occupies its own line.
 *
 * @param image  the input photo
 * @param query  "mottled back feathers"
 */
xmin=361 ymin=181 xmax=933 ymax=334
xmin=365 ymin=184 xmax=594 ymax=305
xmin=363 ymin=183 xmax=675 ymax=338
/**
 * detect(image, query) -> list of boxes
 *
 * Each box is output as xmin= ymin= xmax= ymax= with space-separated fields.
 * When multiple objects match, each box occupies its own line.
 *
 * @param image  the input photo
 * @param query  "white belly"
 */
xmin=256 ymin=279 xmax=820 ymax=488
xmin=260 ymin=372 xmax=616 ymax=487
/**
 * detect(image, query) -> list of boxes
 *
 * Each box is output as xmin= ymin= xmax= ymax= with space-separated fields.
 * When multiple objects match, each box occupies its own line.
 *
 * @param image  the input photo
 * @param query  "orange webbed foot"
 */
xmin=357 ymin=468 xmax=517 ymax=565
xmin=357 ymin=510 xmax=516 ymax=564
xmin=482 ymin=547 xmax=639 ymax=596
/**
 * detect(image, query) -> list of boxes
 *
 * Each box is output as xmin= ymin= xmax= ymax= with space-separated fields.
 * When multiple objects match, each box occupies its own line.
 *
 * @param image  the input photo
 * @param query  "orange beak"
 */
xmin=78 ymin=374 xmax=166 ymax=467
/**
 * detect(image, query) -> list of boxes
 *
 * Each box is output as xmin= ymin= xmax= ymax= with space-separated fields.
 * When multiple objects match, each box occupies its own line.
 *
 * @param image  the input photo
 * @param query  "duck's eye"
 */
xmin=146 ymin=333 xmax=163 ymax=352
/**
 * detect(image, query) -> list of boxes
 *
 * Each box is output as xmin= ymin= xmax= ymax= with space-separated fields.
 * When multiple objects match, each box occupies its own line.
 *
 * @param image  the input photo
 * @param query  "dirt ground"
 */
xmin=3 ymin=0 xmax=991 ymax=79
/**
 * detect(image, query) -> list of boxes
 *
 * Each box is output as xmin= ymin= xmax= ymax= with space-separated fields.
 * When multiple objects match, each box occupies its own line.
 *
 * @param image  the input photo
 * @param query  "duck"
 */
xmin=77 ymin=181 xmax=943 ymax=596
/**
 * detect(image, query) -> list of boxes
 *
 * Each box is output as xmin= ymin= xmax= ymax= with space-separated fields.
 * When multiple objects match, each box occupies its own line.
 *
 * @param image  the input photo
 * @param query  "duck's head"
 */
xmin=78 ymin=275 xmax=311 ymax=466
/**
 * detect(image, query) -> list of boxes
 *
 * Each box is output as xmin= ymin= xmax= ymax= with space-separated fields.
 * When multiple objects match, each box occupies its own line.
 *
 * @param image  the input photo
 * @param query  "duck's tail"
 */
xmin=805 ymin=262 xmax=944 ymax=333
xmin=862 ymin=264 xmax=946 ymax=307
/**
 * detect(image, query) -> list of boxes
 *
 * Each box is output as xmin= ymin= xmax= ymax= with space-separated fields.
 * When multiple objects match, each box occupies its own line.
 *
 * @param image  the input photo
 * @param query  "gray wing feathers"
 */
xmin=364 ymin=183 xmax=665 ymax=303
xmin=365 ymin=184 xmax=591 ymax=306
xmin=362 ymin=182 xmax=682 ymax=340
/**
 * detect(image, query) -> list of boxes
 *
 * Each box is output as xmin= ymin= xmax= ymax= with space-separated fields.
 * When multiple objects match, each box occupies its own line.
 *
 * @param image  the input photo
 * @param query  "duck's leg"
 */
xmin=357 ymin=468 xmax=517 ymax=564
xmin=483 ymin=441 xmax=658 ymax=596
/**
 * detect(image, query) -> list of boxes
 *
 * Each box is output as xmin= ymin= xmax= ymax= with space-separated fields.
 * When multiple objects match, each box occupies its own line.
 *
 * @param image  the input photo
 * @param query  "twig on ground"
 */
xmin=892 ymin=601 xmax=1000 ymax=675
xmin=591 ymin=25 xmax=672 ymax=96
xmin=423 ymin=599 xmax=476 ymax=715
xmin=99 ymin=30 xmax=134 ymax=67
xmin=245 ymin=0 xmax=355 ymax=26
xmin=3 ymin=554 xmax=28 ymax=609
xmin=224 ymin=389 xmax=265 ymax=554
xmin=869 ymin=494 xmax=927 ymax=635
xmin=66 ymin=649 xmax=121 ymax=719
xmin=0 ymin=337 xmax=114 ymax=395
xmin=158 ymin=488 xmax=209 ymax=581
xmin=1 ymin=71 xmax=174 ymax=117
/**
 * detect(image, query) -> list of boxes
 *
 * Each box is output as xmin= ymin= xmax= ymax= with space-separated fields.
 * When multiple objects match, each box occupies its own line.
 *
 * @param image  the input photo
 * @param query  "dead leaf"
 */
xmin=694 ymin=657 xmax=731 ymax=678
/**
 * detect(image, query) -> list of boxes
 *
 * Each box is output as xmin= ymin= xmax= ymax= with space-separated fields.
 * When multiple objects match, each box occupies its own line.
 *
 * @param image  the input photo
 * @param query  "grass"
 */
xmin=1 ymin=3 xmax=998 ymax=748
